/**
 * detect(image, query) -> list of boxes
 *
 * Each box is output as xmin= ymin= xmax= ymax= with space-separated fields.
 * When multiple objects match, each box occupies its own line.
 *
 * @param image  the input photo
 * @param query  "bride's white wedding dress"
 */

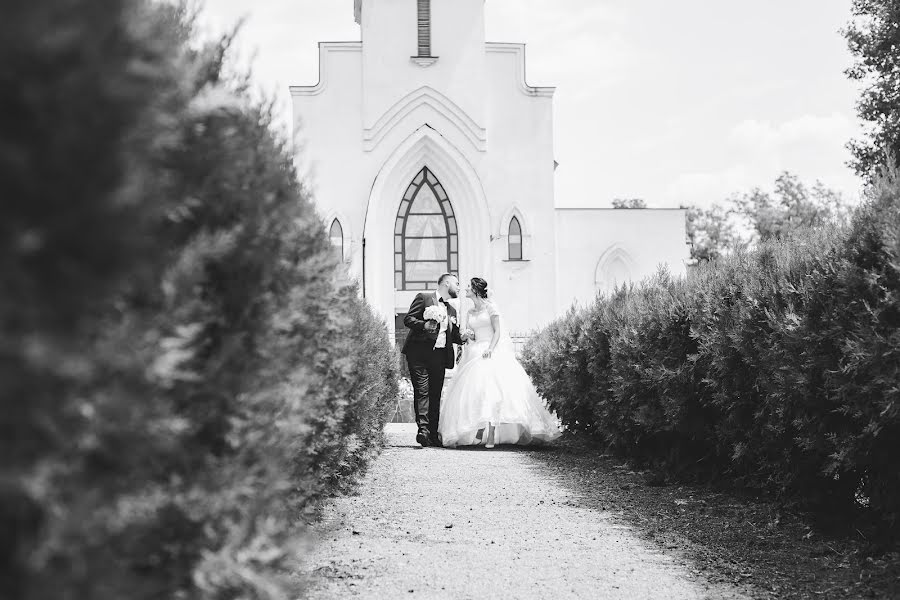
xmin=438 ymin=302 xmax=562 ymax=448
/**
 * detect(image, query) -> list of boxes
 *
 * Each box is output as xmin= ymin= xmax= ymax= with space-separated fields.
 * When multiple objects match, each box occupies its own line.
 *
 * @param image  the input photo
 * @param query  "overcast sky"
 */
xmin=198 ymin=0 xmax=865 ymax=209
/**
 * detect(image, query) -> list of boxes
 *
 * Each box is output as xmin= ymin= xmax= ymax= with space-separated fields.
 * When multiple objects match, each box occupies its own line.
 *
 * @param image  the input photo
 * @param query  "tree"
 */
xmin=844 ymin=0 xmax=900 ymax=178
xmin=683 ymin=203 xmax=742 ymax=262
xmin=612 ymin=198 xmax=647 ymax=209
xmin=682 ymin=172 xmax=849 ymax=262
xmin=731 ymin=172 xmax=850 ymax=244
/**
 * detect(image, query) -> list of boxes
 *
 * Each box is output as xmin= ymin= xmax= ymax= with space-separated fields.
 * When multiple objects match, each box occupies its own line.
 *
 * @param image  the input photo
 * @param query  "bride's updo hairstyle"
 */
xmin=470 ymin=277 xmax=489 ymax=299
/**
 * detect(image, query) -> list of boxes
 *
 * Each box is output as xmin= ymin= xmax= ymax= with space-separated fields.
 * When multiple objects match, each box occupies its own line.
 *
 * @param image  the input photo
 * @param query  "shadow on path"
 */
xmin=525 ymin=434 xmax=900 ymax=600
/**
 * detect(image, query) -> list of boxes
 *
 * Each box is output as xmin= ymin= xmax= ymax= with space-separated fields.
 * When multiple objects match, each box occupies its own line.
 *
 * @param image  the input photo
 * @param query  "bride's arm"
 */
xmin=483 ymin=315 xmax=501 ymax=359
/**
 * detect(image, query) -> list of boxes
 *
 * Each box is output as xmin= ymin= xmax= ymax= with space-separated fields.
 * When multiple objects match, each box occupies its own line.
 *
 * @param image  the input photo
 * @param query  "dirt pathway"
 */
xmin=298 ymin=424 xmax=747 ymax=599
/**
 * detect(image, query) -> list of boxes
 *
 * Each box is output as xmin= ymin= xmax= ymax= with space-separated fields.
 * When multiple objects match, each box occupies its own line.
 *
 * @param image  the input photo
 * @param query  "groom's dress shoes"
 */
xmin=416 ymin=428 xmax=430 ymax=447
xmin=429 ymin=432 xmax=442 ymax=447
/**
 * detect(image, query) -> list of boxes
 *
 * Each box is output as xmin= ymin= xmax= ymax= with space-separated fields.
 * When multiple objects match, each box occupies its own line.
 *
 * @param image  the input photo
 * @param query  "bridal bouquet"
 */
xmin=423 ymin=305 xmax=447 ymax=324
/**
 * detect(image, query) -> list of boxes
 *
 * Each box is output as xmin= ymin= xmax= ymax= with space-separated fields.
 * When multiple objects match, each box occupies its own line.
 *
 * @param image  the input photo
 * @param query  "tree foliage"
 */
xmin=732 ymin=172 xmax=851 ymax=244
xmin=612 ymin=198 xmax=648 ymax=209
xmin=683 ymin=172 xmax=849 ymax=262
xmin=844 ymin=0 xmax=900 ymax=178
xmin=683 ymin=203 xmax=742 ymax=262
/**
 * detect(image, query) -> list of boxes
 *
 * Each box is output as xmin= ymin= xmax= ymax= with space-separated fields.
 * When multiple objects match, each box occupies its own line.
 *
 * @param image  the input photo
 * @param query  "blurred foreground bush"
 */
xmin=523 ymin=177 xmax=900 ymax=536
xmin=1 ymin=1 xmax=397 ymax=598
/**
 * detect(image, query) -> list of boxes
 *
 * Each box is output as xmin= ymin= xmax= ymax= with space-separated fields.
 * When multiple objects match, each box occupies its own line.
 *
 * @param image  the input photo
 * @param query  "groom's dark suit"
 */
xmin=401 ymin=292 xmax=464 ymax=443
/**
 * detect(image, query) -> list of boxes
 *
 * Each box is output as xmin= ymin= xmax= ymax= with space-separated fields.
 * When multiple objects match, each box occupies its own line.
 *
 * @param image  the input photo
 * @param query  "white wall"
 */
xmin=291 ymin=43 xmax=367 ymax=278
xmin=360 ymin=0 xmax=488 ymax=135
xmin=481 ymin=43 xmax=557 ymax=334
xmin=554 ymin=209 xmax=690 ymax=311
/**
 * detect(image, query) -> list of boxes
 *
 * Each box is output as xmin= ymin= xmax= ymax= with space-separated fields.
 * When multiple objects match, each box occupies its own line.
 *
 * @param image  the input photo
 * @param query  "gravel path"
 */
xmin=298 ymin=424 xmax=747 ymax=600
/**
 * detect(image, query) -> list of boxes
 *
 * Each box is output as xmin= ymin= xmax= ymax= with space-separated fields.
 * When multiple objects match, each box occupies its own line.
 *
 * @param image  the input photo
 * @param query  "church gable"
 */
xmin=364 ymin=86 xmax=486 ymax=152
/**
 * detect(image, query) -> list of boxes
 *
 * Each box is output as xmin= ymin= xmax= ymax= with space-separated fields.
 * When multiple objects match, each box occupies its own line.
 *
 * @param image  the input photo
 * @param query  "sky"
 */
xmin=198 ymin=0 xmax=866 ymax=210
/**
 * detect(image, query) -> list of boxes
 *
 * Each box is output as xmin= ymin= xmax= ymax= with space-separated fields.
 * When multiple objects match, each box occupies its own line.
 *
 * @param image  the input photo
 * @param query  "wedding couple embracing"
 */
xmin=400 ymin=273 xmax=561 ymax=449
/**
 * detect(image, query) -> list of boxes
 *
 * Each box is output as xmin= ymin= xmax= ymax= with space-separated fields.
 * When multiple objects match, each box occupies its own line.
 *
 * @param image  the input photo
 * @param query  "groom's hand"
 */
xmin=424 ymin=320 xmax=439 ymax=334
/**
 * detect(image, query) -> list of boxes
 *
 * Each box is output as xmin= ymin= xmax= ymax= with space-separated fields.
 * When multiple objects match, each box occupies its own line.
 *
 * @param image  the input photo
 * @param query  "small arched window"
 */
xmin=508 ymin=217 xmax=523 ymax=260
xmin=329 ymin=219 xmax=344 ymax=262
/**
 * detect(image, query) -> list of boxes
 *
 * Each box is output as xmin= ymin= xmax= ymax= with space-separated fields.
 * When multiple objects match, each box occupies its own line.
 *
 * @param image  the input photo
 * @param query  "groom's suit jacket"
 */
xmin=401 ymin=292 xmax=464 ymax=369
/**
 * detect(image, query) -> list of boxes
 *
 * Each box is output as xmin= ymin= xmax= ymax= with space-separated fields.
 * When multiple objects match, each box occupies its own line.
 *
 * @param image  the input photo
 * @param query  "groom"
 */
xmin=401 ymin=273 xmax=470 ymax=447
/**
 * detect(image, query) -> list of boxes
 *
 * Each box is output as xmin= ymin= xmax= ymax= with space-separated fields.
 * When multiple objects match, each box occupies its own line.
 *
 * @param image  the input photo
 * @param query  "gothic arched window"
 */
xmin=508 ymin=216 xmax=523 ymax=260
xmin=604 ymin=256 xmax=630 ymax=290
xmin=394 ymin=167 xmax=458 ymax=291
xmin=329 ymin=219 xmax=344 ymax=262
xmin=595 ymin=246 xmax=635 ymax=296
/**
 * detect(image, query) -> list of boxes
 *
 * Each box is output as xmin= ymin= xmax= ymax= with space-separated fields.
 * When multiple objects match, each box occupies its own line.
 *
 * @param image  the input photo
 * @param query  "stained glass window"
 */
xmin=329 ymin=219 xmax=344 ymax=262
xmin=508 ymin=217 xmax=522 ymax=260
xmin=394 ymin=167 xmax=458 ymax=290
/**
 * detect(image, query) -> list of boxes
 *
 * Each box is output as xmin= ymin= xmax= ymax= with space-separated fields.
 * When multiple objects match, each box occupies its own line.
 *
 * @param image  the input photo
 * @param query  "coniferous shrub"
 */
xmin=1 ymin=1 xmax=398 ymax=598
xmin=524 ymin=178 xmax=900 ymax=533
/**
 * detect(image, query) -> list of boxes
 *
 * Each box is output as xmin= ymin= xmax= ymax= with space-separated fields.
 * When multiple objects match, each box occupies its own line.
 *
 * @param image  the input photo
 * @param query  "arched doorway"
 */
xmin=362 ymin=126 xmax=491 ymax=341
xmin=393 ymin=167 xmax=458 ymax=352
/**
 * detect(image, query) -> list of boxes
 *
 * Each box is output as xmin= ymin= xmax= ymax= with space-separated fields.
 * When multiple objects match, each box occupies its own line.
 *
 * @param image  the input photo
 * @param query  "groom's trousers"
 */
xmin=406 ymin=343 xmax=447 ymax=435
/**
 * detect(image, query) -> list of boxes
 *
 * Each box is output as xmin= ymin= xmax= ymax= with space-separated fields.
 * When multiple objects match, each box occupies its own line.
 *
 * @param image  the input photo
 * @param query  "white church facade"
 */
xmin=291 ymin=0 xmax=688 ymax=337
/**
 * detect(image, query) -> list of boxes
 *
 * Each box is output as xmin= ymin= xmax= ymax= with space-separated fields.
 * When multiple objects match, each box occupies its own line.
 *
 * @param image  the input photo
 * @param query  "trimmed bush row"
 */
xmin=522 ymin=177 xmax=900 ymax=532
xmin=2 ymin=1 xmax=397 ymax=598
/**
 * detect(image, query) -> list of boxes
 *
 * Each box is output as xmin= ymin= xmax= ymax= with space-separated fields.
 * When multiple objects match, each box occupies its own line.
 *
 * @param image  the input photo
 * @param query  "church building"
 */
xmin=291 ymin=0 xmax=688 ymax=338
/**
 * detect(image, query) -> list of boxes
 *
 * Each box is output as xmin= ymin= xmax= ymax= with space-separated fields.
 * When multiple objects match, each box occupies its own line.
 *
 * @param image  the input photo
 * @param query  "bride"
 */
xmin=438 ymin=277 xmax=562 ymax=448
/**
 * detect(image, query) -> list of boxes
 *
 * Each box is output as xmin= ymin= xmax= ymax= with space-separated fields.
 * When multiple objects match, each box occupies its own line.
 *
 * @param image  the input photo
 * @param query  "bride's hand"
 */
xmin=482 ymin=349 xmax=492 ymax=359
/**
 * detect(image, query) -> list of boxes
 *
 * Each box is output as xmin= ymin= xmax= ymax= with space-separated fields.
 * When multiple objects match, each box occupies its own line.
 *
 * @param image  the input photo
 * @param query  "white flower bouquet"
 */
xmin=423 ymin=305 xmax=447 ymax=323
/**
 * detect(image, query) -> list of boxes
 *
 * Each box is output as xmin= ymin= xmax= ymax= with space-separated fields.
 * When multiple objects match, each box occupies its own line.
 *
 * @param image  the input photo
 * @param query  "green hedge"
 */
xmin=1 ymin=1 xmax=397 ymax=598
xmin=523 ymin=178 xmax=900 ymax=532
